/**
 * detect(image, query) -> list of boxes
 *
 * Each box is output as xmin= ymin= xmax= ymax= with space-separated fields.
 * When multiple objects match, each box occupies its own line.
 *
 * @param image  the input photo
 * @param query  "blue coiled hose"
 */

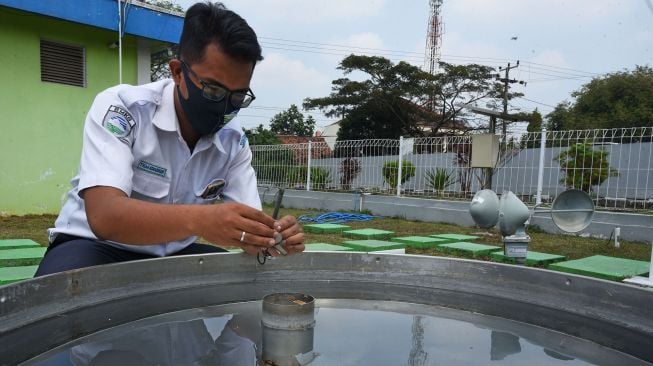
xmin=298 ymin=212 xmax=380 ymax=224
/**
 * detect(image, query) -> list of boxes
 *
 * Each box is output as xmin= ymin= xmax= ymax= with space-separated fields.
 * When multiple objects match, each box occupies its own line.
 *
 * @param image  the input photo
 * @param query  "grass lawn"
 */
xmin=1 ymin=205 xmax=650 ymax=263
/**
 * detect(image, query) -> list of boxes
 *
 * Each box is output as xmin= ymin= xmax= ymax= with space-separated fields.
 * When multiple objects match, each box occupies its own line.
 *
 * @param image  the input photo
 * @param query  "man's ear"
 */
xmin=169 ymin=59 xmax=183 ymax=84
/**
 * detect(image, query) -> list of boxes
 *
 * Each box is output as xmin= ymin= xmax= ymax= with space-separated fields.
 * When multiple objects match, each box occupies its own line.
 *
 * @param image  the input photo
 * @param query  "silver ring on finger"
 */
xmin=240 ymin=231 xmax=246 ymax=243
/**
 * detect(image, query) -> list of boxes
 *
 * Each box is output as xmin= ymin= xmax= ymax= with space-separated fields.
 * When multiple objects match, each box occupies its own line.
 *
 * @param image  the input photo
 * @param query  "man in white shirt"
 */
xmin=36 ymin=1 xmax=304 ymax=276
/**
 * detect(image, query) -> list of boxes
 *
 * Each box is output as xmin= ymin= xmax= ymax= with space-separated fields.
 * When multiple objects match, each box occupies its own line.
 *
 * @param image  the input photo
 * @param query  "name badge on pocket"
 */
xmin=200 ymin=179 xmax=225 ymax=200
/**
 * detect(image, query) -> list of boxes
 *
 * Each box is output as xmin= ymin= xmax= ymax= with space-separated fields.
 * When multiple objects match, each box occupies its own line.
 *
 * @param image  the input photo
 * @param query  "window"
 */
xmin=40 ymin=40 xmax=85 ymax=87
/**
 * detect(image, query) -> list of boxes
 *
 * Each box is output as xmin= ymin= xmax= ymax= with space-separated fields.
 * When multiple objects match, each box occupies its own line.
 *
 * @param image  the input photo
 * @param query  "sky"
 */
xmin=175 ymin=0 xmax=653 ymax=133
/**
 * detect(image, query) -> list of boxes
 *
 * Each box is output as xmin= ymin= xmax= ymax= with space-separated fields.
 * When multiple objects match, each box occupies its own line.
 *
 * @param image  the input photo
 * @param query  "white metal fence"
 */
xmin=251 ymin=127 xmax=653 ymax=212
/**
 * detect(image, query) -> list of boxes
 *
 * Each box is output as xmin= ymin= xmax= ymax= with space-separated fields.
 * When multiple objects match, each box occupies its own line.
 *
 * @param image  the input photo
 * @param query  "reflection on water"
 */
xmin=29 ymin=299 xmax=644 ymax=366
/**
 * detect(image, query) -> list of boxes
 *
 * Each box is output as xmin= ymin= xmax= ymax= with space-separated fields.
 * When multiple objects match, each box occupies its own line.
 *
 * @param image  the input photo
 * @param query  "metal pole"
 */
xmin=536 ymin=126 xmax=547 ymax=205
xmin=306 ymin=141 xmax=312 ymax=191
xmin=649 ymin=242 xmax=653 ymax=281
xmin=117 ymin=0 xmax=123 ymax=84
xmin=397 ymin=136 xmax=403 ymax=197
xmin=485 ymin=116 xmax=496 ymax=189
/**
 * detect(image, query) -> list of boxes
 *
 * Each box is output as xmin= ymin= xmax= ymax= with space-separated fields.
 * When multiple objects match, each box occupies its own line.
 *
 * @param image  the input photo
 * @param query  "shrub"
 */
xmin=425 ymin=168 xmax=455 ymax=192
xmin=285 ymin=166 xmax=332 ymax=188
xmin=382 ymin=160 xmax=416 ymax=188
xmin=339 ymin=158 xmax=361 ymax=191
xmin=555 ymin=142 xmax=618 ymax=192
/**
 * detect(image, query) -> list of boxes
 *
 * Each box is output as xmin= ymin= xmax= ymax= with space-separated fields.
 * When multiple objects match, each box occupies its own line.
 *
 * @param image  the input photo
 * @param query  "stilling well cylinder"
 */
xmin=261 ymin=292 xmax=316 ymax=366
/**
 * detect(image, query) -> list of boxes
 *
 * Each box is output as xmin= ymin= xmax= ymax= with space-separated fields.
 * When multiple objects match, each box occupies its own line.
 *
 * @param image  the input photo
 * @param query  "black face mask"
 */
xmin=176 ymin=67 xmax=239 ymax=136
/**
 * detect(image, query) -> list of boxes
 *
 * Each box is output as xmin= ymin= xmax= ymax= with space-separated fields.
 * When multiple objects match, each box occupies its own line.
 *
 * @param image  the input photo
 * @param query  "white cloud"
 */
xmin=529 ymin=49 xmax=569 ymax=69
xmin=446 ymin=0 xmax=628 ymax=23
xmin=337 ymin=32 xmax=386 ymax=51
xmin=440 ymin=32 xmax=506 ymax=66
xmin=245 ymin=53 xmax=334 ymax=128
xmin=254 ymin=52 xmax=331 ymax=97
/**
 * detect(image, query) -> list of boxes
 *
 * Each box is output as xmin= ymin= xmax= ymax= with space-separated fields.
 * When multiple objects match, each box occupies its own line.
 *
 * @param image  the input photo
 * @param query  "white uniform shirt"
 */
xmin=49 ymin=79 xmax=261 ymax=256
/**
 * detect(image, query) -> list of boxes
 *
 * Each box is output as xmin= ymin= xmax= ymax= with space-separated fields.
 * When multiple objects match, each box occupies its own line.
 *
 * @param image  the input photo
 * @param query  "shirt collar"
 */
xmin=151 ymin=80 xmax=178 ymax=132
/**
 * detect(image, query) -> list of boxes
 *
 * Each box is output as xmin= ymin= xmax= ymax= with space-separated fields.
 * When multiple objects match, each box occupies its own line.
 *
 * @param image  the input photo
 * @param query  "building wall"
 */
xmin=0 ymin=10 xmax=138 ymax=214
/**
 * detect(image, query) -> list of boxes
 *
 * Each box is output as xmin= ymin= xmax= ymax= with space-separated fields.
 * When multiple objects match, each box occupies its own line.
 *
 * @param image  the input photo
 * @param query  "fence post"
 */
xmin=397 ymin=136 xmax=403 ymax=197
xmin=536 ymin=126 xmax=547 ymax=206
xmin=306 ymin=141 xmax=312 ymax=191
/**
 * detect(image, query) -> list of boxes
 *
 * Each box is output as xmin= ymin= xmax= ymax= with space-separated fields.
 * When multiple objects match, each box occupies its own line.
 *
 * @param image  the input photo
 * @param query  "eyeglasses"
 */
xmin=180 ymin=61 xmax=256 ymax=108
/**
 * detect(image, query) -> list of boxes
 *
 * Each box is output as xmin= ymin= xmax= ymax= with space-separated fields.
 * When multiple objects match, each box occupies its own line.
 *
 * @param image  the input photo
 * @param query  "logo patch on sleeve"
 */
xmin=239 ymin=134 xmax=248 ymax=148
xmin=102 ymin=105 xmax=135 ymax=138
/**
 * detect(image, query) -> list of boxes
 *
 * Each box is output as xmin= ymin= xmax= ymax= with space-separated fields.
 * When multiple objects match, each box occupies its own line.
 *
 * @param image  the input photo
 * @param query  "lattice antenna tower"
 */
xmin=424 ymin=0 xmax=444 ymax=75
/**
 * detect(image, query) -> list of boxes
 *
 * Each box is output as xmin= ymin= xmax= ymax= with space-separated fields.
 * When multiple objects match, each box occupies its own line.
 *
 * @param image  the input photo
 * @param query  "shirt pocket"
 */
xmin=194 ymin=178 xmax=226 ymax=204
xmin=131 ymin=172 xmax=170 ymax=202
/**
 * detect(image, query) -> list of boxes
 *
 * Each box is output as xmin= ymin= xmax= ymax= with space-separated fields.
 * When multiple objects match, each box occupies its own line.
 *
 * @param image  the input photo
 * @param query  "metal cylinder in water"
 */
xmin=262 ymin=292 xmax=316 ymax=366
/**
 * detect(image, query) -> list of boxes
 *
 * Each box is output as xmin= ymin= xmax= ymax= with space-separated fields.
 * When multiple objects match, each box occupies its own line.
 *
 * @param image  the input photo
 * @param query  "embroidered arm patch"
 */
xmin=102 ymin=105 xmax=135 ymax=144
xmin=239 ymin=134 xmax=248 ymax=148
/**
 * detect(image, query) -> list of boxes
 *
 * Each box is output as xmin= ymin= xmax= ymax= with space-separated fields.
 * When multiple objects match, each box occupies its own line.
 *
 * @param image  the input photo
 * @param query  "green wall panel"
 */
xmin=0 ymin=10 xmax=139 ymax=214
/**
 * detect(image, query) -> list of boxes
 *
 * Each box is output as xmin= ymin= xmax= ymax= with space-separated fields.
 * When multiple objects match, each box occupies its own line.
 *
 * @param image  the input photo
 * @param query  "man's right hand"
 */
xmin=83 ymin=186 xmax=277 ymax=253
xmin=195 ymin=202 xmax=277 ymax=255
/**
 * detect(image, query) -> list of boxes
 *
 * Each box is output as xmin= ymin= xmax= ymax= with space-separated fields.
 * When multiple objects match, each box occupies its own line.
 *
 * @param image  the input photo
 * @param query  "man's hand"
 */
xmin=267 ymin=215 xmax=305 ymax=256
xmin=197 ymin=202 xmax=278 ymax=255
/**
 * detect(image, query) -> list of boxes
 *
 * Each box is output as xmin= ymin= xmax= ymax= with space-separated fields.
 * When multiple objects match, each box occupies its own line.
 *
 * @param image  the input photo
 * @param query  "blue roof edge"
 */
xmin=0 ymin=0 xmax=183 ymax=43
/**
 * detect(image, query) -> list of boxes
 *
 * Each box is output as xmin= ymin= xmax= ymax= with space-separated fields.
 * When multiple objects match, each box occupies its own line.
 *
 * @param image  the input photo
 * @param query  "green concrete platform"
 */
xmin=429 ymin=234 xmax=480 ymax=243
xmin=437 ymin=242 xmax=501 ymax=258
xmin=0 ymin=265 xmax=39 ymax=285
xmin=490 ymin=251 xmax=567 ymax=267
xmin=391 ymin=236 xmax=448 ymax=249
xmin=0 ymin=239 xmax=41 ymax=250
xmin=303 ymin=224 xmax=352 ymax=234
xmin=304 ymin=243 xmax=352 ymax=251
xmin=0 ymin=247 xmax=47 ymax=267
xmin=342 ymin=228 xmax=395 ymax=240
xmin=341 ymin=240 xmax=405 ymax=252
xmin=549 ymin=255 xmax=650 ymax=281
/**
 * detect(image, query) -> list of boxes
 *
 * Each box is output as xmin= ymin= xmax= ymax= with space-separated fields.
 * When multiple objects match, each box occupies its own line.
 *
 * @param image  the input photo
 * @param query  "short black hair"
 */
xmin=178 ymin=2 xmax=263 ymax=65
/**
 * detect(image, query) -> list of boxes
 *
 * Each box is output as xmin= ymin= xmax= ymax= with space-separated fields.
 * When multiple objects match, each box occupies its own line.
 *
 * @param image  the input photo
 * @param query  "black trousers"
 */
xmin=34 ymin=234 xmax=227 ymax=277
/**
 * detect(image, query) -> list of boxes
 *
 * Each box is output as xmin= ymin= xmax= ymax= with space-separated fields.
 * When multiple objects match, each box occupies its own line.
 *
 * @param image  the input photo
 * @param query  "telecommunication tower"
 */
xmin=424 ymin=0 xmax=444 ymax=75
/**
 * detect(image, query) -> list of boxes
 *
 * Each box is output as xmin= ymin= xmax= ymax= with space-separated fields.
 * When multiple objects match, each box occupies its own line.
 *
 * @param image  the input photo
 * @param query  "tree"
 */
xmin=546 ymin=65 xmax=653 ymax=130
xmin=518 ymin=109 xmax=544 ymax=148
xmin=269 ymin=105 xmax=315 ymax=136
xmin=304 ymin=55 xmax=503 ymax=141
xmin=546 ymin=102 xmax=572 ymax=131
xmin=525 ymin=109 xmax=543 ymax=133
xmin=304 ymin=55 xmax=438 ymax=140
xmin=555 ymin=142 xmax=618 ymax=192
xmin=431 ymin=62 xmax=510 ymax=135
xmin=245 ymin=124 xmax=281 ymax=145
xmin=140 ymin=0 xmax=183 ymax=12
xmin=150 ymin=47 xmax=175 ymax=81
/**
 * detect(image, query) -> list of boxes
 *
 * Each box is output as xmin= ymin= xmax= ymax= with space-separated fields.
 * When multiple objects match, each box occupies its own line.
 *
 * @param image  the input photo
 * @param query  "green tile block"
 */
xmin=490 ymin=251 xmax=567 ymax=267
xmin=429 ymin=234 xmax=480 ymax=243
xmin=437 ymin=242 xmax=501 ymax=258
xmin=0 ymin=265 xmax=39 ymax=286
xmin=304 ymin=243 xmax=352 ymax=252
xmin=342 ymin=229 xmax=394 ymax=240
xmin=549 ymin=255 xmax=650 ymax=281
xmin=303 ymin=224 xmax=352 ymax=234
xmin=391 ymin=236 xmax=448 ymax=249
xmin=341 ymin=240 xmax=405 ymax=252
xmin=0 ymin=239 xmax=41 ymax=250
xmin=0 ymin=247 xmax=47 ymax=267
